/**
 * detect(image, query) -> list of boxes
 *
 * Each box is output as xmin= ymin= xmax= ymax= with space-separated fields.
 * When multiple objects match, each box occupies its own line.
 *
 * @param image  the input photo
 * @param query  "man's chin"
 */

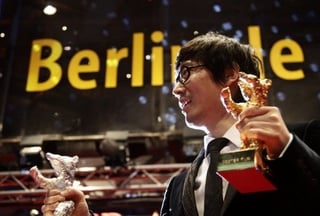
xmin=185 ymin=119 xmax=198 ymax=129
xmin=186 ymin=124 xmax=205 ymax=132
xmin=184 ymin=117 xmax=206 ymax=131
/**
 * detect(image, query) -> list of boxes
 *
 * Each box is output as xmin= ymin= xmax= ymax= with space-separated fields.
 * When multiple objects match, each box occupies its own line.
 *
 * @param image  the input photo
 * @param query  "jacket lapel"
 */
xmin=182 ymin=149 xmax=205 ymax=216
xmin=181 ymin=148 xmax=239 ymax=216
xmin=221 ymin=184 xmax=237 ymax=215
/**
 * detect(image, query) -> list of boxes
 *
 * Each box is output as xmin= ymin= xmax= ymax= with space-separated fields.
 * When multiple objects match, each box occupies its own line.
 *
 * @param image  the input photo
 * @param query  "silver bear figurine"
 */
xmin=30 ymin=152 xmax=79 ymax=216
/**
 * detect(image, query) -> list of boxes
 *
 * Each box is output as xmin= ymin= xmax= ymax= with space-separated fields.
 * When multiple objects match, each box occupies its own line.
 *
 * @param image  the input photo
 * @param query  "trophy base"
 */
xmin=217 ymin=148 xmax=277 ymax=193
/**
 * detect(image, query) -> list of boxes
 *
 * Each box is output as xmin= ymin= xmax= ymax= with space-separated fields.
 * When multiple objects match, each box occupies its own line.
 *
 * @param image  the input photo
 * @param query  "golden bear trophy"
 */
xmin=219 ymin=71 xmax=277 ymax=193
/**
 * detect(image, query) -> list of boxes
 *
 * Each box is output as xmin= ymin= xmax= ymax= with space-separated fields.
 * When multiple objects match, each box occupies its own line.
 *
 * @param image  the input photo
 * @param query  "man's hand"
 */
xmin=236 ymin=106 xmax=291 ymax=159
xmin=42 ymin=188 xmax=90 ymax=216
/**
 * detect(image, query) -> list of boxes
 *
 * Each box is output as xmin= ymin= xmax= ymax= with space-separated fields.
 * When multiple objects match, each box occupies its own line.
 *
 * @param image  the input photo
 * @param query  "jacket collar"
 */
xmin=181 ymin=147 xmax=238 ymax=216
xmin=182 ymin=148 xmax=205 ymax=216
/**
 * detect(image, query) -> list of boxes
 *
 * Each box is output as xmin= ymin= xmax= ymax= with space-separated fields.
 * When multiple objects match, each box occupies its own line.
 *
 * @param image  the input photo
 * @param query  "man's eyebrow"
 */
xmin=179 ymin=64 xmax=190 ymax=68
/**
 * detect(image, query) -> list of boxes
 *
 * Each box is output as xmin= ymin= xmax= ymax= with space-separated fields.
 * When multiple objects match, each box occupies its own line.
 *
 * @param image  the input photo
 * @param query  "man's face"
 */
xmin=172 ymin=60 xmax=229 ymax=130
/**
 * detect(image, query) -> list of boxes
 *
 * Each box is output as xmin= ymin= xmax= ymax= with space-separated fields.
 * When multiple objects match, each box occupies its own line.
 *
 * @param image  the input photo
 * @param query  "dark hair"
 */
xmin=175 ymin=32 xmax=262 ymax=85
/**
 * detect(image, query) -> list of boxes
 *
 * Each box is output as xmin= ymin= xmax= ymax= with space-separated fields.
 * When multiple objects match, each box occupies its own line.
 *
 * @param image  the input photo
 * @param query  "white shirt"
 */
xmin=194 ymin=124 xmax=241 ymax=216
xmin=194 ymin=124 xmax=293 ymax=216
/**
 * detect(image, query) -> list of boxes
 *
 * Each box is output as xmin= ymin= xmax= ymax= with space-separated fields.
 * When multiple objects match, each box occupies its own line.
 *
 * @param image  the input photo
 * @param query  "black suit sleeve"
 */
xmin=287 ymin=119 xmax=320 ymax=154
xmin=266 ymin=119 xmax=320 ymax=192
xmin=160 ymin=170 xmax=187 ymax=216
xmin=160 ymin=175 xmax=174 ymax=216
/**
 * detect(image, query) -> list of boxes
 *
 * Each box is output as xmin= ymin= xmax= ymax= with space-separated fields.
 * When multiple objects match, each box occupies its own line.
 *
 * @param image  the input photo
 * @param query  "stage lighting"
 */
xmin=98 ymin=131 xmax=129 ymax=166
xmin=19 ymin=135 xmax=44 ymax=170
xmin=19 ymin=146 xmax=44 ymax=169
xmin=43 ymin=2 xmax=57 ymax=15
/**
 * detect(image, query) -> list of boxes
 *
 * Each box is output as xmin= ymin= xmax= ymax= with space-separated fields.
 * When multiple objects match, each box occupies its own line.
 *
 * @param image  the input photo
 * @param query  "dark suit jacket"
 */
xmin=160 ymin=119 xmax=320 ymax=216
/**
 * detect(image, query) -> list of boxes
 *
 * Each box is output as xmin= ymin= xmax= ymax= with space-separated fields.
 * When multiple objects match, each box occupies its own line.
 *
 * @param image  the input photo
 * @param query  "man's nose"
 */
xmin=172 ymin=82 xmax=184 ymax=97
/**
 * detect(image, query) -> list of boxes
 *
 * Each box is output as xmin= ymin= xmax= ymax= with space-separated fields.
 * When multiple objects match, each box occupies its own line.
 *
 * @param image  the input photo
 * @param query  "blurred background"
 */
xmin=0 ymin=0 xmax=319 ymax=215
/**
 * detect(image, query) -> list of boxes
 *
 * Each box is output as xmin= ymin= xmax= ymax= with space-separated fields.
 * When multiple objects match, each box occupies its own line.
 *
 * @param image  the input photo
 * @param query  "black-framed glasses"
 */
xmin=176 ymin=64 xmax=206 ymax=84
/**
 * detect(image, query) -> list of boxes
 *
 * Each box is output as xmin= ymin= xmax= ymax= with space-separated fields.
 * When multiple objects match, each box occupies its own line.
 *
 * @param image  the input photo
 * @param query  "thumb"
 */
xmin=61 ymin=188 xmax=85 ymax=203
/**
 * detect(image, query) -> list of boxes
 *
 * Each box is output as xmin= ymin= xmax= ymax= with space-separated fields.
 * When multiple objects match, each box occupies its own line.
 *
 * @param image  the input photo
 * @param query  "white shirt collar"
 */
xmin=203 ymin=124 xmax=242 ymax=154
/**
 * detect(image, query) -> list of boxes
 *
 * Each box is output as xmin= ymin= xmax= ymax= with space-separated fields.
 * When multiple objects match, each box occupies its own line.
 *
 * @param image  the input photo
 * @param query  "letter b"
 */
xmin=26 ymin=39 xmax=62 ymax=92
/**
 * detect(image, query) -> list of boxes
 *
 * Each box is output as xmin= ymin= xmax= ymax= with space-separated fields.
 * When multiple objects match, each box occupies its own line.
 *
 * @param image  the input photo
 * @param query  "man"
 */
xmin=41 ymin=32 xmax=320 ymax=216
xmin=160 ymin=32 xmax=320 ymax=215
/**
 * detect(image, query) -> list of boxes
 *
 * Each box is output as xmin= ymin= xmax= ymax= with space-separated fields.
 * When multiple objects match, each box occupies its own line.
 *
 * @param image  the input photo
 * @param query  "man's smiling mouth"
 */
xmin=180 ymin=99 xmax=191 ymax=110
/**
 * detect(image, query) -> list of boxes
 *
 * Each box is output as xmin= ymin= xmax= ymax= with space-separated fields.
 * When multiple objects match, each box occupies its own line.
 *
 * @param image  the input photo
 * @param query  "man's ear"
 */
xmin=224 ymin=67 xmax=239 ymax=86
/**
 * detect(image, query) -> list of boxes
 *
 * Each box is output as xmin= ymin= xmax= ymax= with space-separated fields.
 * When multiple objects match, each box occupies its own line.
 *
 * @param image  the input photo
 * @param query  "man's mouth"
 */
xmin=180 ymin=99 xmax=191 ymax=111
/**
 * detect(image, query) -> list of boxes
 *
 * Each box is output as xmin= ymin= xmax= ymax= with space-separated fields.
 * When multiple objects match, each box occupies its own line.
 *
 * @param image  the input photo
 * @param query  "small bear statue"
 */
xmin=30 ymin=152 xmax=79 ymax=216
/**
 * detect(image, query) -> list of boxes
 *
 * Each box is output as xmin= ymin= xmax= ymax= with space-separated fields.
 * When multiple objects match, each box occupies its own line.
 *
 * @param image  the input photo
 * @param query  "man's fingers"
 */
xmin=41 ymin=203 xmax=58 ymax=216
xmin=42 ymin=189 xmax=66 ymax=216
xmin=61 ymin=187 xmax=85 ymax=202
xmin=44 ymin=192 xmax=65 ymax=205
xmin=238 ymin=106 xmax=271 ymax=121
